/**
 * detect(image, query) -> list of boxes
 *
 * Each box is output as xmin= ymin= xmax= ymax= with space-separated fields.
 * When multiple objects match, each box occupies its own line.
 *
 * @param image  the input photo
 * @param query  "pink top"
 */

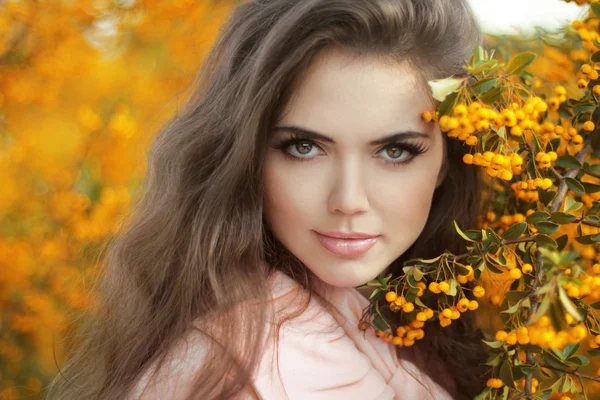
xmin=129 ymin=270 xmax=454 ymax=399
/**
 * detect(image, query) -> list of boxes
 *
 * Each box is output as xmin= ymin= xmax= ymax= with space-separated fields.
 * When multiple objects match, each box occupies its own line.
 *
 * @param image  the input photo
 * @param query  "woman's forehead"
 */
xmin=277 ymin=51 xmax=434 ymax=142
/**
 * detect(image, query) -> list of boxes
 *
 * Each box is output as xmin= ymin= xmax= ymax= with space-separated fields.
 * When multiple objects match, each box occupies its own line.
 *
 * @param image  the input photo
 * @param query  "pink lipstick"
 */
xmin=314 ymin=231 xmax=380 ymax=257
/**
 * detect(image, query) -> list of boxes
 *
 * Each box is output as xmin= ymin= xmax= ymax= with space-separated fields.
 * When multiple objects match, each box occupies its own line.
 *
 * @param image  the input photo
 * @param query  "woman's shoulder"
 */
xmin=126 ymin=325 xmax=211 ymax=399
xmin=128 ymin=270 xmax=399 ymax=399
xmin=251 ymin=270 xmax=397 ymax=399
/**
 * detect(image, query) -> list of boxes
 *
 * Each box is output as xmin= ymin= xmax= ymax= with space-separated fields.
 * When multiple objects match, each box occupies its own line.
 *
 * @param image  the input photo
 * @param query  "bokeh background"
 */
xmin=0 ymin=0 xmax=593 ymax=398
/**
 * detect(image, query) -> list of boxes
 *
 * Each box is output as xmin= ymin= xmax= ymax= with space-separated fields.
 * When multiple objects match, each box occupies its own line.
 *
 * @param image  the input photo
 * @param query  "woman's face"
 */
xmin=263 ymin=49 xmax=446 ymax=288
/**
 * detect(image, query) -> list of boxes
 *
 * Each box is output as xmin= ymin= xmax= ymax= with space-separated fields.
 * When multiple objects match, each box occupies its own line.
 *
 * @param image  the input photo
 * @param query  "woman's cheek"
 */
xmin=263 ymin=159 xmax=323 ymax=230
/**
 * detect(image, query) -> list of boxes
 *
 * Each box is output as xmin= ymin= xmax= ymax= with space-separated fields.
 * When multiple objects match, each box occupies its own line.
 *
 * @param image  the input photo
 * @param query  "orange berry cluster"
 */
xmin=374 ymin=321 xmax=426 ymax=348
xmin=495 ymin=326 xmax=532 ymax=345
xmin=579 ymin=63 xmax=600 ymax=89
xmin=436 ymin=285 xmax=483 ymax=328
xmin=543 ymin=122 xmax=582 ymax=144
xmin=514 ymin=315 xmax=589 ymax=350
xmin=511 ymin=178 xmax=554 ymax=201
xmin=486 ymin=378 xmax=503 ymax=389
xmin=547 ymin=85 xmax=568 ymax=111
xmin=438 ymin=297 xmax=479 ymax=328
xmin=431 ymin=102 xmax=501 ymax=147
xmin=562 ymin=266 xmax=600 ymax=302
xmin=463 ymin=151 xmax=523 ymax=181
xmin=497 ymin=98 xmax=548 ymax=138
xmin=504 ymin=262 xmax=533 ymax=280
xmin=456 ymin=264 xmax=475 ymax=284
xmin=498 ymin=212 xmax=526 ymax=228
xmin=383 ymin=290 xmax=436 ymax=320
xmin=534 ymin=151 xmax=557 ymax=170
xmin=572 ymin=14 xmax=600 ymax=52
xmin=587 ymin=334 xmax=600 ymax=349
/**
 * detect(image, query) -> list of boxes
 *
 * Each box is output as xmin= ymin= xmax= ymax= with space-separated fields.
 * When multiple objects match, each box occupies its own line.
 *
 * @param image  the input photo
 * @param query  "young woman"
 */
xmin=45 ymin=0 xmax=490 ymax=399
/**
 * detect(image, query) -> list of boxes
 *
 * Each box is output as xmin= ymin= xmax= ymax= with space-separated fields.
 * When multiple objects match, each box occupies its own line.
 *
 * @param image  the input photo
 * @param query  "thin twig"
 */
xmin=576 ymin=219 xmax=600 ymax=228
xmin=578 ymin=373 xmax=589 ymax=400
xmin=539 ymin=363 xmax=600 ymax=383
xmin=504 ymin=236 xmax=537 ymax=245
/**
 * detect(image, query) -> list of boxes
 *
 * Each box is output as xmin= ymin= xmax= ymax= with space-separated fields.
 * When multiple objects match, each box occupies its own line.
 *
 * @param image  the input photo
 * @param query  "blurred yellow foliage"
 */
xmin=0 ymin=0 xmax=236 ymax=398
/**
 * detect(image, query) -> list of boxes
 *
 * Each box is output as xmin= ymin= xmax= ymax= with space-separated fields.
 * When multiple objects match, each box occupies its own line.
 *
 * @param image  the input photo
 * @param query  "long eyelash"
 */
xmin=269 ymin=134 xmax=428 ymax=165
xmin=381 ymin=142 xmax=428 ymax=166
xmin=269 ymin=133 xmax=311 ymax=150
xmin=269 ymin=134 xmax=321 ymax=162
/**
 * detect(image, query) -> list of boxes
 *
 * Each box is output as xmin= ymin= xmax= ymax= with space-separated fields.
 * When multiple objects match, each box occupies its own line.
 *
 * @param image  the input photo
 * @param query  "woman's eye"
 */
xmin=287 ymin=140 xmax=321 ymax=157
xmin=380 ymin=145 xmax=409 ymax=162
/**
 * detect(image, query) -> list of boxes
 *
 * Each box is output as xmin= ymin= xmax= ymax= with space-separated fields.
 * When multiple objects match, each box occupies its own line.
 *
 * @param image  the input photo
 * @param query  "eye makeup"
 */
xmin=269 ymin=133 xmax=428 ymax=166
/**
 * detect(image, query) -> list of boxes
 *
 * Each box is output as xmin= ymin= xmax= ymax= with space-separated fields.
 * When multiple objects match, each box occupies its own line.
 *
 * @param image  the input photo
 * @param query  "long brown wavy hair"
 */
xmin=44 ymin=0 xmax=490 ymax=399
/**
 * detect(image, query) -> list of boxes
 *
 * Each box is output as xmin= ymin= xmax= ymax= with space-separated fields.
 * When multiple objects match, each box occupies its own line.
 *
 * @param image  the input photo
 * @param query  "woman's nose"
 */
xmin=327 ymin=162 xmax=369 ymax=216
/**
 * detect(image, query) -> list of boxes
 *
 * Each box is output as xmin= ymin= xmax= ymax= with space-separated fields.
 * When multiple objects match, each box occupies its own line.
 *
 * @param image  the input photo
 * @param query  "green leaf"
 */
xmin=567 ymin=355 xmax=589 ymax=366
xmin=535 ymin=234 xmax=558 ymax=249
xmin=480 ymin=86 xmax=504 ymax=105
xmin=448 ymin=278 xmax=457 ymax=296
xmin=504 ymin=222 xmax=528 ymax=240
xmin=464 ymin=229 xmax=483 ymax=241
xmin=413 ymin=268 xmax=424 ymax=281
xmin=437 ymin=92 xmax=458 ymax=117
xmin=485 ymin=262 xmax=504 ymax=274
xmin=593 ymin=4 xmax=600 ymax=18
xmin=501 ymin=302 xmax=521 ymax=314
xmin=582 ymin=182 xmax=600 ymax=193
xmin=482 ymin=340 xmax=505 ymax=349
xmin=558 ymin=286 xmax=583 ymax=322
xmin=470 ymin=77 xmax=498 ymax=95
xmin=566 ymin=178 xmax=585 ymax=195
xmin=574 ymin=233 xmax=600 ymax=244
xmin=381 ymin=273 xmax=393 ymax=285
xmin=565 ymin=196 xmax=583 ymax=212
xmin=555 ymin=154 xmax=582 ymax=169
xmin=473 ymin=388 xmax=491 ymax=400
xmin=507 ymin=52 xmax=537 ymax=75
xmin=368 ymin=289 xmax=382 ymax=300
xmin=593 ymin=51 xmax=600 ymax=63
xmin=535 ymin=222 xmax=560 ymax=235
xmin=564 ymin=343 xmax=580 ymax=359
xmin=538 ymin=189 xmax=557 ymax=206
xmin=590 ymin=301 xmax=600 ymax=310
xmin=558 ymin=102 xmax=573 ymax=119
xmin=499 ymin=358 xmax=516 ymax=388
xmin=527 ymin=211 xmax=550 ymax=224
xmin=414 ymin=296 xmax=427 ymax=308
xmin=556 ymin=234 xmax=569 ymax=251
xmin=372 ymin=314 xmax=389 ymax=331
xmin=529 ymin=297 xmax=550 ymax=325
xmin=505 ymin=291 xmax=527 ymax=302
xmin=585 ymin=215 xmax=600 ymax=224
xmin=550 ymin=212 xmax=577 ymax=224
xmin=453 ymin=220 xmax=475 ymax=242
xmin=588 ymin=349 xmax=600 ymax=357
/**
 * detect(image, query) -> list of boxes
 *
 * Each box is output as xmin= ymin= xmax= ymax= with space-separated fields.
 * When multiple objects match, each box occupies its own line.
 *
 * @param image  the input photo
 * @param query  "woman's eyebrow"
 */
xmin=272 ymin=125 xmax=431 ymax=145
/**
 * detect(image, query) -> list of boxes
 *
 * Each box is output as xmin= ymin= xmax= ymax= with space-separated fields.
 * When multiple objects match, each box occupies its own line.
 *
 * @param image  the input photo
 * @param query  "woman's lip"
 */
xmin=317 ymin=231 xmax=380 ymax=239
xmin=314 ymin=232 xmax=380 ymax=257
